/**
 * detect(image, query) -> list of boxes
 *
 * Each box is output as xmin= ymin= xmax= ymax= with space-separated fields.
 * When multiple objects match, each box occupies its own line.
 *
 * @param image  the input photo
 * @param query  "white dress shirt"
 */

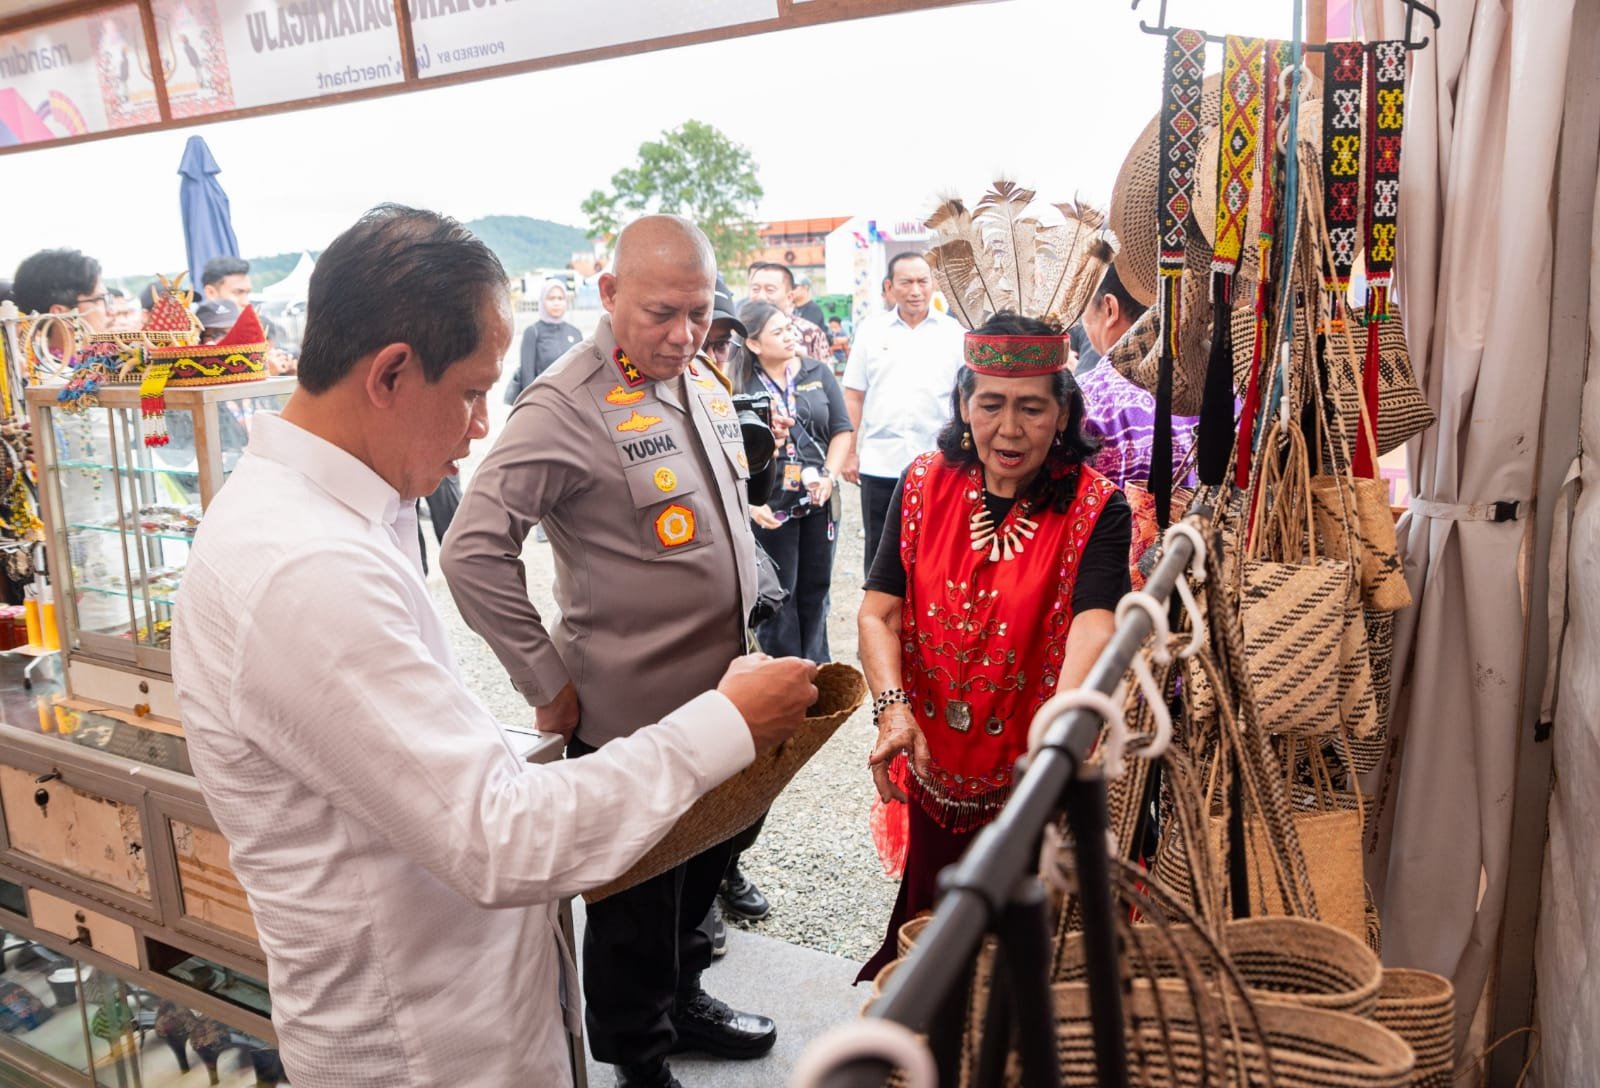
xmin=171 ymin=413 xmax=754 ymax=1088
xmin=842 ymin=306 xmax=966 ymax=478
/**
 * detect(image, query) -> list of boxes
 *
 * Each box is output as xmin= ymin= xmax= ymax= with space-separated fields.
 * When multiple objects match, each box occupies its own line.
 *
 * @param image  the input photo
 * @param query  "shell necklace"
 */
xmin=968 ymin=481 xmax=1038 ymax=563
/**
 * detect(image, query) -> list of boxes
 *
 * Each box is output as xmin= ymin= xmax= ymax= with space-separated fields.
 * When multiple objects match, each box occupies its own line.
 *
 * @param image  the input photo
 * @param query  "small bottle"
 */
xmin=23 ymin=586 xmax=41 ymax=649
xmin=39 ymin=580 xmax=59 ymax=651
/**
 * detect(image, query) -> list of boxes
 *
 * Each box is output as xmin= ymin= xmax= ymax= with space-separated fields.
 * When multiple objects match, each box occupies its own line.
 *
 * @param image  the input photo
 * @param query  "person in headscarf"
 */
xmin=505 ymin=279 xmax=582 ymax=404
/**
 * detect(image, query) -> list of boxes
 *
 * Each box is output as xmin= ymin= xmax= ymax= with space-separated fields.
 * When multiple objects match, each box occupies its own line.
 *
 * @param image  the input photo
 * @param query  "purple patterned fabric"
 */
xmin=1079 ymin=360 xmax=1200 ymax=488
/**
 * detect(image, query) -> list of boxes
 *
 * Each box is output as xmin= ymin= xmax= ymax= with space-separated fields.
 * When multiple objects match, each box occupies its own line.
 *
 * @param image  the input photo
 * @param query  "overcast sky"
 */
xmin=0 ymin=0 xmax=1293 ymax=279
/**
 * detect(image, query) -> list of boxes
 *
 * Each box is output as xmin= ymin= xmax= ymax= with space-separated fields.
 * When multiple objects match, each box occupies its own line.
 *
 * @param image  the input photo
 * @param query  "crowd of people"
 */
xmin=1 ymin=207 xmax=1201 ymax=1088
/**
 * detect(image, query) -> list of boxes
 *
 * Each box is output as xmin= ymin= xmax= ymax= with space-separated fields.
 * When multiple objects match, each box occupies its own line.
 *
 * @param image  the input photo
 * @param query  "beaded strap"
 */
xmin=871 ymin=688 xmax=911 ymax=727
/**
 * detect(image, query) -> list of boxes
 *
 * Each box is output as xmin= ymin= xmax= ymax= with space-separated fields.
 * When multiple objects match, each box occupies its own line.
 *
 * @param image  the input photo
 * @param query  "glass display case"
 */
xmin=25 ymin=380 xmax=296 ymax=677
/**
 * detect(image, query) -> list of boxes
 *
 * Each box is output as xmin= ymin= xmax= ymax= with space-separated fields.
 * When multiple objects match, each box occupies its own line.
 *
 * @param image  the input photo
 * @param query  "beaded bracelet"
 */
xmin=871 ymin=688 xmax=911 ymax=727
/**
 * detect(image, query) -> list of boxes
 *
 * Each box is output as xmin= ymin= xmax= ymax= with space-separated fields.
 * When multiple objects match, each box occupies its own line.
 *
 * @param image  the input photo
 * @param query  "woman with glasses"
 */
xmin=731 ymin=300 xmax=853 ymax=663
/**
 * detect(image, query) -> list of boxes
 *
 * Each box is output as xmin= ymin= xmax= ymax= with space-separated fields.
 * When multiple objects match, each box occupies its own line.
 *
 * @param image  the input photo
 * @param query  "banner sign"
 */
xmin=0 ymin=0 xmax=974 ymax=153
xmin=0 ymin=5 xmax=156 ymax=146
xmin=407 ymin=0 xmax=778 ymax=79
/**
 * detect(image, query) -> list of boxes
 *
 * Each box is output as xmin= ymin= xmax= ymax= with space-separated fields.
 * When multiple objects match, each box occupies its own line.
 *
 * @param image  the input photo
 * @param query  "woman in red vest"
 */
xmin=857 ymin=312 xmax=1131 ymax=978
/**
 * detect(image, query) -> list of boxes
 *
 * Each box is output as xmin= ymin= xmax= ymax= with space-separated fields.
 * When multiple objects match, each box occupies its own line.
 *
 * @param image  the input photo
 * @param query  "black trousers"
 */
xmin=568 ymin=736 xmax=734 ymax=1065
xmin=752 ymin=510 xmax=836 ymax=662
xmin=859 ymin=474 xmax=899 ymax=578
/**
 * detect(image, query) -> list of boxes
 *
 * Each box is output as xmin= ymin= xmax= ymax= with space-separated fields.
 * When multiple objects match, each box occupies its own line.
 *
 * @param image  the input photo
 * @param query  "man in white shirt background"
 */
xmin=171 ymin=204 xmax=818 ymax=1088
xmin=840 ymin=252 xmax=965 ymax=572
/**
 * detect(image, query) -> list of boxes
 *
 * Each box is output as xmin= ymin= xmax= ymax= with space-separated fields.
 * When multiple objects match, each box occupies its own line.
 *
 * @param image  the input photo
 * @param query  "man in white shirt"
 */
xmin=840 ymin=252 xmax=965 ymax=573
xmin=171 ymin=205 xmax=818 ymax=1088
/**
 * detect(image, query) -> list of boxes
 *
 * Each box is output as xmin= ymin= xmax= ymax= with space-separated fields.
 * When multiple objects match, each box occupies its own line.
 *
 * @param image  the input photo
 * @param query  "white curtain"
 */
xmin=1359 ymin=0 xmax=1578 ymax=1054
xmin=1533 ymin=172 xmax=1600 ymax=1085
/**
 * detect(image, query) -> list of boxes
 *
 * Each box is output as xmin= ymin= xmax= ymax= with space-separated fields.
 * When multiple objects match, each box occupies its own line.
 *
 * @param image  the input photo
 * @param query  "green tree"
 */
xmin=581 ymin=120 xmax=763 ymax=271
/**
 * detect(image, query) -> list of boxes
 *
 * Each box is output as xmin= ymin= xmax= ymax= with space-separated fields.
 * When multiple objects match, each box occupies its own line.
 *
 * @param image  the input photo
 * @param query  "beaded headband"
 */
xmin=962 ymin=333 xmax=1069 ymax=378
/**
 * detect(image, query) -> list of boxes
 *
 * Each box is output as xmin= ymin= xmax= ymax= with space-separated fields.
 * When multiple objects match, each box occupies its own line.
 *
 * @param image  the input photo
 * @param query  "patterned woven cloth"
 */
xmin=1080 ymin=360 xmax=1199 ymax=489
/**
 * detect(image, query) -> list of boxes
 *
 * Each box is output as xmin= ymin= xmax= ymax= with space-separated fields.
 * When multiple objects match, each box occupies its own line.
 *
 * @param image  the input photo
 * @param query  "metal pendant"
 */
xmin=945 ymin=700 xmax=973 ymax=733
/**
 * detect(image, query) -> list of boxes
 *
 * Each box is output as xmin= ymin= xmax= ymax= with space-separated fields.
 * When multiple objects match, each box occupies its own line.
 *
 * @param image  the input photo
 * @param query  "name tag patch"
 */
xmin=620 ymin=433 xmax=679 ymax=464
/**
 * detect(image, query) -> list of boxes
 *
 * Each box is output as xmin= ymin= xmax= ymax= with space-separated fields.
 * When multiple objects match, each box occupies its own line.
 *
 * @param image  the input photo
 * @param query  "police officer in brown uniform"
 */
xmin=442 ymin=216 xmax=782 ymax=1088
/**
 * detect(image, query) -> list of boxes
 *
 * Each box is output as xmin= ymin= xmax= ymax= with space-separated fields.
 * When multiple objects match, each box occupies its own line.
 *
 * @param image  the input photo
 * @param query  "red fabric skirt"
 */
xmin=857 ymin=797 xmax=985 ymax=983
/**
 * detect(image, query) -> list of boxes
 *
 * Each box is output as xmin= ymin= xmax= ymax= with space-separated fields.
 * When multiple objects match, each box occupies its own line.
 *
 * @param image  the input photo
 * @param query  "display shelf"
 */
xmin=67 ymin=523 xmax=196 ymax=543
xmin=56 ymin=459 xmax=197 ymax=475
xmin=74 ymin=584 xmax=179 ymax=607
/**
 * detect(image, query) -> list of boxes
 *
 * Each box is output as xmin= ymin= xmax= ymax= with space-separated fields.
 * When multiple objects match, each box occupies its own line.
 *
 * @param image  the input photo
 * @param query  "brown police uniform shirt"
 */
xmin=443 ymin=314 xmax=757 ymax=747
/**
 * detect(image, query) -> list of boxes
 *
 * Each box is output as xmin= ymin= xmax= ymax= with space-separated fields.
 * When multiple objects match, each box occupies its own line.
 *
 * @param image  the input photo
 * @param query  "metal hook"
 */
xmin=1162 ymin=521 xmax=1210 ymax=659
xmin=1114 ymin=592 xmax=1173 ymax=665
xmin=1028 ymin=688 xmax=1129 ymax=781
xmin=790 ymin=1020 xmax=937 ymax=1088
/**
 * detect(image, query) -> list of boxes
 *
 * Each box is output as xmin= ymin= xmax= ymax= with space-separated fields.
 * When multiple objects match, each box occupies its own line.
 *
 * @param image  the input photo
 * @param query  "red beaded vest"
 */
xmin=898 ymin=452 xmax=1116 ymax=831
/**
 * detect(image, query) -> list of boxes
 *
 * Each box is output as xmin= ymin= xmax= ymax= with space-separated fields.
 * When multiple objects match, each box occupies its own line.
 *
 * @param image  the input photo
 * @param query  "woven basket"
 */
xmin=1057 ymin=917 xmax=1380 ymax=1018
xmin=1373 ymin=969 xmax=1453 ymax=1088
xmin=1053 ymin=982 xmax=1415 ymax=1088
xmin=584 ymin=663 xmax=866 ymax=901
xmin=896 ymin=914 xmax=932 ymax=959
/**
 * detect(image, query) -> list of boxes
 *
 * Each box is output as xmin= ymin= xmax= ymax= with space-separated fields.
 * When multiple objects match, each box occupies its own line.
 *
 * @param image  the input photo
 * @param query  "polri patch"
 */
xmin=655 ymin=503 xmax=696 ymax=548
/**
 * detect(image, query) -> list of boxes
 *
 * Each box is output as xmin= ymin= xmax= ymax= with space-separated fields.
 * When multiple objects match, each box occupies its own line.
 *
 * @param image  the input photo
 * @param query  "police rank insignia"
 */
xmin=653 ymin=467 xmax=678 ymax=493
xmin=605 ymin=384 xmax=646 ymax=406
xmin=708 ymin=397 xmax=733 ymax=417
xmin=613 ymin=348 xmax=646 ymax=388
xmin=655 ymin=503 xmax=696 ymax=548
xmin=615 ymin=410 xmax=664 ymax=434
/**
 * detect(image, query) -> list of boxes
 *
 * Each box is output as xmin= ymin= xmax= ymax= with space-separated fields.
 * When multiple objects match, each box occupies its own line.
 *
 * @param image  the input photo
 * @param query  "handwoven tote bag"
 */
xmin=1237 ymin=421 xmax=1352 ymax=737
xmin=1309 ymin=317 xmax=1413 ymax=614
xmin=1373 ymin=969 xmax=1454 ymax=1088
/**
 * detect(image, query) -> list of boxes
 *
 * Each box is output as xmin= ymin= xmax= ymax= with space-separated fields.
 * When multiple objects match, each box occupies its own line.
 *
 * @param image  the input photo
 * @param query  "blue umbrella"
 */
xmin=178 ymin=135 xmax=240 ymax=291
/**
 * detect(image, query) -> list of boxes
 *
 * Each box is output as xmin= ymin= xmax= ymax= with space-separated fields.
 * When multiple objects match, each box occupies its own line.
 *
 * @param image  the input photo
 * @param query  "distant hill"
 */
xmin=465 ymin=215 xmax=590 ymax=275
xmin=104 ymin=216 xmax=588 ymax=301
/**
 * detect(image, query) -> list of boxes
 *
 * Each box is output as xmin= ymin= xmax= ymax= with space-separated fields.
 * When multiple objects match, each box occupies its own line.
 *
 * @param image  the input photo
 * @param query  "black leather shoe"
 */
xmin=719 ymin=865 xmax=770 ymax=921
xmin=671 ymin=990 xmax=777 ymax=1059
xmin=614 ymin=1060 xmax=683 ymax=1088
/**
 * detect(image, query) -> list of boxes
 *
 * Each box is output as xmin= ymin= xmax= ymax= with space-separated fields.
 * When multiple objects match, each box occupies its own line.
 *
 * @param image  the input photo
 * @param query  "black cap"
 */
xmin=194 ymin=298 xmax=240 ymax=331
xmin=712 ymin=273 xmax=746 ymax=338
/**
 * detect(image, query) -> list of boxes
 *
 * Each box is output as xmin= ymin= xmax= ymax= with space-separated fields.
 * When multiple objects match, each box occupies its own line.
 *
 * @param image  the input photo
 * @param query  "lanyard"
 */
xmin=757 ymin=361 xmax=800 ymax=458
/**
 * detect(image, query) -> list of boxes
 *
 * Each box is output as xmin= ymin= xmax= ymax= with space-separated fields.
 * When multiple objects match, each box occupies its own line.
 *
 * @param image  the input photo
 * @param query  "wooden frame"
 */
xmin=0 ymin=0 xmax=977 ymax=158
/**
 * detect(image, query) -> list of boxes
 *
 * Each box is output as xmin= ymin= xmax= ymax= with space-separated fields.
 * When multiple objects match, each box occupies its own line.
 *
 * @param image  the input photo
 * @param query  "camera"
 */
xmin=731 ymin=392 xmax=775 ymax=474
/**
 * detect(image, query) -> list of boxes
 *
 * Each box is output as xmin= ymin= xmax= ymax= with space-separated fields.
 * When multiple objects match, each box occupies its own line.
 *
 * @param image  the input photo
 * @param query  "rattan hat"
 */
xmin=1109 ymin=73 xmax=1226 ymax=309
xmin=585 ymin=662 xmax=868 ymax=901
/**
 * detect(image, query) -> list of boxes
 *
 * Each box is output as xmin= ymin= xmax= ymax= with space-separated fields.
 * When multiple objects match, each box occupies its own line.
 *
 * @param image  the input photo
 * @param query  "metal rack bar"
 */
xmin=818 ymin=522 xmax=1205 ymax=1088
xmin=1130 ymin=0 xmax=1441 ymax=51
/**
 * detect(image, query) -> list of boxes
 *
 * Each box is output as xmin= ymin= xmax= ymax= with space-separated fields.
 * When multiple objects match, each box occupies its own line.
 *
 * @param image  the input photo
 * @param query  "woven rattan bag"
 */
xmin=1308 ymin=321 xmax=1413 ymax=615
xmin=585 ymin=663 xmax=865 ymax=901
xmin=1236 ymin=421 xmax=1359 ymax=738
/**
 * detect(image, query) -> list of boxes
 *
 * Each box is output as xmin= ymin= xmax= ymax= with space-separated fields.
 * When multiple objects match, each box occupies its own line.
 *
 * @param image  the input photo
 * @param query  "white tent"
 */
xmin=255 ymin=251 xmax=315 ymax=301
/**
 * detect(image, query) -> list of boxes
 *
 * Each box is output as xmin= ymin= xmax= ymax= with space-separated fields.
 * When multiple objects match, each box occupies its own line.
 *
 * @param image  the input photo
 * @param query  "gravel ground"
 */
xmin=421 ymin=310 xmax=897 ymax=965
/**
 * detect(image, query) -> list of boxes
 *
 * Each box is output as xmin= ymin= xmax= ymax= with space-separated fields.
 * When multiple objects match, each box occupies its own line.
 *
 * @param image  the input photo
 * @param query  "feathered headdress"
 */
xmin=926 ymin=182 xmax=1113 ymax=377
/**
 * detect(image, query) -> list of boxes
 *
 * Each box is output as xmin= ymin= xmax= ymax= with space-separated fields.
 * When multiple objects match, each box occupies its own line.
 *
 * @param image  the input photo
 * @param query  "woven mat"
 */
xmin=584 ymin=663 xmax=866 ymax=902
